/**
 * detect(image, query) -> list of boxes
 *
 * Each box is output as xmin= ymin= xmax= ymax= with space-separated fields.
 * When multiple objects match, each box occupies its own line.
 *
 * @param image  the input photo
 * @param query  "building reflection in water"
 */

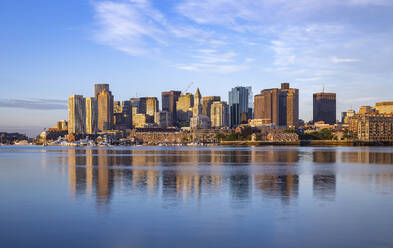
xmin=253 ymin=150 xmax=299 ymax=205
xmin=340 ymin=148 xmax=393 ymax=165
xmin=64 ymin=148 xmax=393 ymax=209
xmin=312 ymin=150 xmax=337 ymax=201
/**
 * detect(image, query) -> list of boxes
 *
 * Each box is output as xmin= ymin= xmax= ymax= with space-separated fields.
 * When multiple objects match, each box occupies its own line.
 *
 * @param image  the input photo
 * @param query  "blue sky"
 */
xmin=1 ymin=0 xmax=393 ymax=136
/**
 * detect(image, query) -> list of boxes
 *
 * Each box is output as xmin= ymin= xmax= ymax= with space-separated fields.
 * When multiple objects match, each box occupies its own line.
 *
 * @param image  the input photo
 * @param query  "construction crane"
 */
xmin=182 ymin=82 xmax=194 ymax=94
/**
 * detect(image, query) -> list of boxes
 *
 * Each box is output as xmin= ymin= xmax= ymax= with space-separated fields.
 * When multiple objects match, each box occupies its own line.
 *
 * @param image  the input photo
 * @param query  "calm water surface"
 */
xmin=1 ymin=146 xmax=393 ymax=248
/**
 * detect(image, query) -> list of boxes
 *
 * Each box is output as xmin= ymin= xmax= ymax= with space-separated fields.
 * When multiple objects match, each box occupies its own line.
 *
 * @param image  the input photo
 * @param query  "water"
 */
xmin=1 ymin=146 xmax=393 ymax=248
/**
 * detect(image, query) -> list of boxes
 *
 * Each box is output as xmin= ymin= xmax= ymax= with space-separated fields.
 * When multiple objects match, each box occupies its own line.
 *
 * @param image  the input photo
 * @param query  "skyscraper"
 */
xmin=113 ymin=100 xmax=132 ymax=129
xmin=97 ymin=89 xmax=114 ymax=131
xmin=85 ymin=97 xmax=98 ymax=134
xmin=210 ymin=101 xmax=229 ymax=128
xmin=68 ymin=95 xmax=86 ymax=134
xmin=202 ymin=96 xmax=221 ymax=118
xmin=228 ymin=87 xmax=249 ymax=127
xmin=176 ymin=93 xmax=194 ymax=126
xmin=94 ymin=84 xmax=109 ymax=98
xmin=193 ymin=88 xmax=202 ymax=116
xmin=162 ymin=91 xmax=181 ymax=125
xmin=313 ymin=92 xmax=336 ymax=124
xmin=281 ymin=83 xmax=299 ymax=128
xmin=254 ymin=83 xmax=299 ymax=128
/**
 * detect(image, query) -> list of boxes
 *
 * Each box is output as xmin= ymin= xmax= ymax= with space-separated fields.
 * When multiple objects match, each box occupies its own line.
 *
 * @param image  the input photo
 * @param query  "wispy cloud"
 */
xmin=91 ymin=0 xmax=393 ymax=119
xmin=0 ymin=98 xmax=67 ymax=110
xmin=331 ymin=56 xmax=360 ymax=64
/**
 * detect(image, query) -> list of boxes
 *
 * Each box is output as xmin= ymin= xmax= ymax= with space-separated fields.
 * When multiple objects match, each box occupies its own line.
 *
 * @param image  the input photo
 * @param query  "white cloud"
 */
xmin=331 ymin=57 xmax=360 ymax=64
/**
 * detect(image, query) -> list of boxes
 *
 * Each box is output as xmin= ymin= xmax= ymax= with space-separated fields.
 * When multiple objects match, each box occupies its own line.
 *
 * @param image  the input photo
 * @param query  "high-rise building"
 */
xmin=113 ymin=100 xmax=132 ymax=129
xmin=210 ymin=101 xmax=229 ymax=128
xmin=254 ymin=83 xmax=299 ymax=128
xmin=176 ymin=93 xmax=194 ymax=126
xmin=228 ymin=87 xmax=250 ymax=127
xmin=94 ymin=84 xmax=109 ymax=98
xmin=85 ymin=97 xmax=98 ymax=134
xmin=162 ymin=91 xmax=181 ymax=125
xmin=97 ymin=89 xmax=114 ymax=131
xmin=202 ymin=96 xmax=221 ymax=118
xmin=193 ymin=88 xmax=202 ymax=116
xmin=313 ymin=92 xmax=336 ymax=124
xmin=68 ymin=95 xmax=86 ymax=134
xmin=139 ymin=97 xmax=159 ymax=122
xmin=247 ymin=86 xmax=253 ymax=119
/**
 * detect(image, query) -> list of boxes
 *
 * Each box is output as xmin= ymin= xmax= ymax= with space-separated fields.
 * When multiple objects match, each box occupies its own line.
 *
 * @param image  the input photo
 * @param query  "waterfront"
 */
xmin=1 ymin=146 xmax=393 ymax=248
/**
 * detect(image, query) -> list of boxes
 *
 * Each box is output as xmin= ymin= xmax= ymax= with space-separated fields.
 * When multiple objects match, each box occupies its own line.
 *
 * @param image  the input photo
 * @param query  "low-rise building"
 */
xmin=190 ymin=115 xmax=211 ymax=130
xmin=267 ymin=132 xmax=299 ymax=142
xmin=350 ymin=113 xmax=393 ymax=142
xmin=374 ymin=102 xmax=393 ymax=114
xmin=155 ymin=111 xmax=172 ymax=128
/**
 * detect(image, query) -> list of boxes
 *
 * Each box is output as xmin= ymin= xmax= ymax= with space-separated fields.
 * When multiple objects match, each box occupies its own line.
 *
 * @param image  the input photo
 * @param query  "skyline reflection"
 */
xmin=62 ymin=147 xmax=393 ymax=210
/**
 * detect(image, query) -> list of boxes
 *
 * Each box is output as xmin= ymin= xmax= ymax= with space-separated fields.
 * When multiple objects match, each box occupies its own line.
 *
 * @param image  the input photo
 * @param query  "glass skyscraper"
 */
xmin=228 ymin=86 xmax=250 ymax=127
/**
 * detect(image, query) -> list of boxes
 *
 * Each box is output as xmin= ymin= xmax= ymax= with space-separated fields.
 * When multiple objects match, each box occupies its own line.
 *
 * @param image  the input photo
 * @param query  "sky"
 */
xmin=1 ymin=0 xmax=393 ymax=137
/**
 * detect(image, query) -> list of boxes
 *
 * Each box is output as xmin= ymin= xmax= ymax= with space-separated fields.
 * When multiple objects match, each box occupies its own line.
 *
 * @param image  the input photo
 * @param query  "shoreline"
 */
xmin=3 ymin=140 xmax=393 ymax=147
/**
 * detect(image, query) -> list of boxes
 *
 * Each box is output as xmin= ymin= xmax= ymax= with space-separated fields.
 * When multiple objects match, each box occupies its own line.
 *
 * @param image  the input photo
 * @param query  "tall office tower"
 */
xmin=246 ymin=86 xmax=253 ymax=119
xmin=121 ymin=101 xmax=132 ymax=125
xmin=202 ymin=96 xmax=221 ymax=118
xmin=176 ymin=93 xmax=194 ymax=126
xmin=94 ymin=84 xmax=109 ymax=98
xmin=228 ymin=87 xmax=249 ymax=127
xmin=97 ymin=89 xmax=114 ymax=131
xmin=146 ymin=97 xmax=159 ymax=118
xmin=85 ymin=97 xmax=98 ymax=134
xmin=254 ymin=83 xmax=299 ymax=128
xmin=281 ymin=83 xmax=299 ymax=128
xmin=162 ymin=90 xmax=181 ymax=125
xmin=210 ymin=101 xmax=229 ymax=128
xmin=313 ymin=93 xmax=336 ymax=124
xmin=193 ymin=88 xmax=202 ymax=116
xmin=138 ymin=97 xmax=159 ymax=118
xmin=113 ymin=101 xmax=132 ymax=129
xmin=114 ymin=101 xmax=122 ymax=113
xmin=68 ymin=95 xmax=86 ymax=134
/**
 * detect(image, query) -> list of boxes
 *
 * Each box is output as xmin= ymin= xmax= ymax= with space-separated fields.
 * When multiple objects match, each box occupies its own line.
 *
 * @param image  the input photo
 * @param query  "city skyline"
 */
xmin=1 ymin=0 xmax=393 ymax=136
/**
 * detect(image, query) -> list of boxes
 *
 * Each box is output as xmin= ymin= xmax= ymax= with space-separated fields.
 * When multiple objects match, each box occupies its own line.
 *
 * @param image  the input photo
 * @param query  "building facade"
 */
xmin=193 ymin=88 xmax=202 ymax=117
xmin=154 ymin=111 xmax=172 ymax=128
xmin=113 ymin=100 xmax=132 ymax=129
xmin=176 ymin=93 xmax=194 ymax=126
xmin=254 ymin=83 xmax=299 ymax=128
xmin=97 ymin=89 xmax=114 ymax=131
xmin=139 ymin=97 xmax=159 ymax=122
xmin=313 ymin=92 xmax=336 ymax=124
xmin=202 ymin=96 xmax=220 ymax=118
xmin=85 ymin=97 xmax=98 ymax=134
xmin=228 ymin=87 xmax=250 ymax=127
xmin=374 ymin=102 xmax=393 ymax=114
xmin=94 ymin=84 xmax=109 ymax=98
xmin=190 ymin=115 xmax=211 ymax=130
xmin=162 ymin=91 xmax=181 ymax=125
xmin=210 ymin=101 xmax=229 ymax=128
xmin=68 ymin=95 xmax=86 ymax=134
xmin=350 ymin=114 xmax=393 ymax=142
